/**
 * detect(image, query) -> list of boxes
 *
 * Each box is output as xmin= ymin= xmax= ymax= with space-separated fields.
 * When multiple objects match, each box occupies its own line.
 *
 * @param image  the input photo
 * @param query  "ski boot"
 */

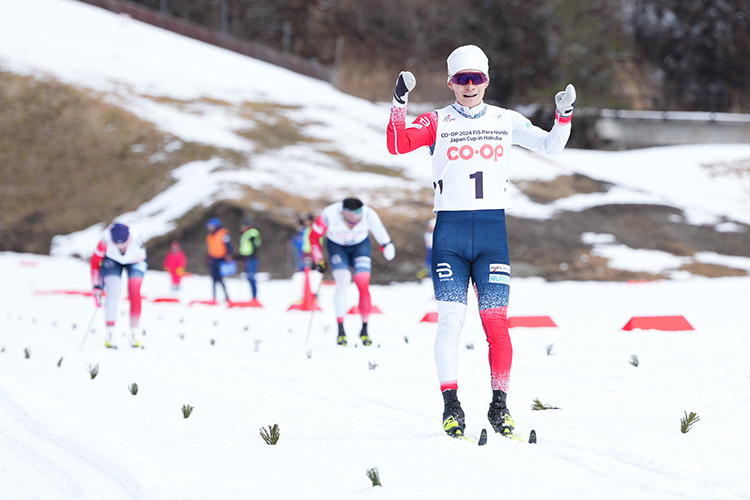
xmin=442 ymin=389 xmax=466 ymax=437
xmin=129 ymin=328 xmax=142 ymax=348
xmin=104 ymin=327 xmax=117 ymax=349
xmin=487 ymin=390 xmax=516 ymax=436
xmin=336 ymin=323 xmax=347 ymax=346
xmin=360 ymin=323 xmax=372 ymax=346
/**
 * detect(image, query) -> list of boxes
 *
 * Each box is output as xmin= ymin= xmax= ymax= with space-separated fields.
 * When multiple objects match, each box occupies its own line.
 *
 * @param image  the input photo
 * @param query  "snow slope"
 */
xmin=2 ymin=0 xmax=750 ymax=270
xmin=2 ymin=253 xmax=749 ymax=499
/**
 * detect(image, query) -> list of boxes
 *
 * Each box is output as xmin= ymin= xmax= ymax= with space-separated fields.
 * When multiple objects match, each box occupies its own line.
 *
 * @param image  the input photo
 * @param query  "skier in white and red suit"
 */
xmin=309 ymin=198 xmax=395 ymax=347
xmin=386 ymin=44 xmax=576 ymax=439
xmin=90 ymin=222 xmax=147 ymax=349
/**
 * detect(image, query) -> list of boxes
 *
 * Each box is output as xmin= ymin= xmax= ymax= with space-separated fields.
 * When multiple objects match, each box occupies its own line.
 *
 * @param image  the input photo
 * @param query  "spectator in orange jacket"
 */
xmin=163 ymin=240 xmax=187 ymax=291
xmin=206 ymin=217 xmax=232 ymax=302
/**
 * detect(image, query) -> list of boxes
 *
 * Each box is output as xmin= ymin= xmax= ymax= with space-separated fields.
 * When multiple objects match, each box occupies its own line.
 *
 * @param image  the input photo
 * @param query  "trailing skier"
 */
xmin=91 ymin=222 xmax=147 ymax=348
xmin=309 ymin=198 xmax=395 ymax=346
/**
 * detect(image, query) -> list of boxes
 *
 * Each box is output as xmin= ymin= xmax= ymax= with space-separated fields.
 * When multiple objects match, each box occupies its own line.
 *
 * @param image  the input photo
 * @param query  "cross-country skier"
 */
xmin=309 ymin=198 xmax=395 ymax=346
xmin=386 ymin=45 xmax=576 ymax=439
xmin=91 ymin=222 xmax=147 ymax=348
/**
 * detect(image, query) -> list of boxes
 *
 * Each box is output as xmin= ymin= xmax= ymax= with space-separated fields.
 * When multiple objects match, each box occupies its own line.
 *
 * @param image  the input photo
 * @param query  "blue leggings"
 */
xmin=244 ymin=257 xmax=258 ymax=298
xmin=326 ymin=238 xmax=372 ymax=274
xmin=431 ymin=210 xmax=510 ymax=309
xmin=209 ymin=257 xmax=229 ymax=300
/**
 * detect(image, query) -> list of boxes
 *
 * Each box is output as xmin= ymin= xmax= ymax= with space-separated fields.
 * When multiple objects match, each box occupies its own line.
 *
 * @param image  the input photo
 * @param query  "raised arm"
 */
xmin=512 ymin=84 xmax=576 ymax=156
xmin=386 ymin=71 xmax=438 ymax=155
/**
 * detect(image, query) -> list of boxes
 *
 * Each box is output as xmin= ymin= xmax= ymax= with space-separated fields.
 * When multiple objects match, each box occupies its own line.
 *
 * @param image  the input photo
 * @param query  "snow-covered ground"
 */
xmin=2 ymin=253 xmax=749 ymax=499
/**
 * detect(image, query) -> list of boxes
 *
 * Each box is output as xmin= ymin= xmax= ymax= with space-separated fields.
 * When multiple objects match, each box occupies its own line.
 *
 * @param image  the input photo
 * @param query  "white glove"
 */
xmin=555 ymin=83 xmax=577 ymax=118
xmin=381 ymin=242 xmax=395 ymax=261
xmin=393 ymin=71 xmax=416 ymax=107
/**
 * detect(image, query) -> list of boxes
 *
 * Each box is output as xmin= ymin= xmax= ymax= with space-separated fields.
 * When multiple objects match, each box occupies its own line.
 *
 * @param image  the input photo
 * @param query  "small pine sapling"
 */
xmin=182 ymin=404 xmax=194 ymax=418
xmin=57 ymin=357 xmax=63 ymax=367
xmin=465 ymin=343 xmax=474 ymax=350
xmin=24 ymin=347 xmax=31 ymax=359
xmin=129 ymin=383 xmax=138 ymax=395
xmin=531 ymin=397 xmax=560 ymax=411
xmin=680 ymin=411 xmax=700 ymax=433
xmin=366 ymin=467 xmax=382 ymax=487
xmin=404 ymin=336 xmax=409 ymax=344
xmin=87 ymin=363 xmax=99 ymax=379
xmin=629 ymin=354 xmax=639 ymax=367
xmin=546 ymin=344 xmax=555 ymax=356
xmin=260 ymin=424 xmax=280 ymax=445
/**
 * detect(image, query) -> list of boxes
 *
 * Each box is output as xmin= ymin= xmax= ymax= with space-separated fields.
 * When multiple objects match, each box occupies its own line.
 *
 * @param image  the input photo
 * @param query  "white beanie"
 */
xmin=447 ymin=45 xmax=489 ymax=77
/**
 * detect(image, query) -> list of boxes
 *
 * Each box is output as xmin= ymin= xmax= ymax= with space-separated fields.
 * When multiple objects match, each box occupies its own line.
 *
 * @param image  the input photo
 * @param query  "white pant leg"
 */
xmin=332 ymin=268 xmax=352 ymax=318
xmin=434 ymin=300 xmax=468 ymax=387
xmin=102 ymin=274 xmax=122 ymax=325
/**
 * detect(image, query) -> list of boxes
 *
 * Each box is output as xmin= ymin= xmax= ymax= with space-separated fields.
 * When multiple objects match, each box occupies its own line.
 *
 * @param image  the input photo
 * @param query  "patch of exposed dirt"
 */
xmin=0 ymin=70 xmax=241 ymax=254
xmin=507 ymin=204 xmax=750 ymax=281
xmin=145 ymin=195 xmax=750 ymax=285
xmin=145 ymin=189 xmax=437 ymax=285
xmin=516 ymin=174 xmax=614 ymax=204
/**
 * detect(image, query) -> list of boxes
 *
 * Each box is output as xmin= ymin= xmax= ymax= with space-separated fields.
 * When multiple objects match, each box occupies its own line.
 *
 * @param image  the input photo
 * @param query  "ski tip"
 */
xmin=529 ymin=429 xmax=537 ymax=444
xmin=478 ymin=428 xmax=488 ymax=446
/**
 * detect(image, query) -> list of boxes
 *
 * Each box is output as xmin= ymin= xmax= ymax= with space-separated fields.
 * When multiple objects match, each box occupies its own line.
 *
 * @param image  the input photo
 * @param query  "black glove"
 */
xmin=393 ymin=71 xmax=416 ymax=107
xmin=314 ymin=260 xmax=327 ymax=273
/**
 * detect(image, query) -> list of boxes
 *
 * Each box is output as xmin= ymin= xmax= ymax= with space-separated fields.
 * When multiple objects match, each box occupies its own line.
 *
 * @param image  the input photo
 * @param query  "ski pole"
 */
xmin=304 ymin=270 xmax=324 ymax=347
xmin=79 ymin=302 xmax=101 ymax=350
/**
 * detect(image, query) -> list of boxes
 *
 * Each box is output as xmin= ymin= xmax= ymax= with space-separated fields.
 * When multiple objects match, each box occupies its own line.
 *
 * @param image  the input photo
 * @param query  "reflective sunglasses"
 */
xmin=450 ymin=72 xmax=489 ymax=85
xmin=342 ymin=208 xmax=363 ymax=225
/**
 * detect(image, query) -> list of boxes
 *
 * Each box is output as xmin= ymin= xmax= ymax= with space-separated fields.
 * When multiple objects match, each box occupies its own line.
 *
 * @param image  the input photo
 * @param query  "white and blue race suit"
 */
xmin=388 ymin=100 xmax=571 ymax=393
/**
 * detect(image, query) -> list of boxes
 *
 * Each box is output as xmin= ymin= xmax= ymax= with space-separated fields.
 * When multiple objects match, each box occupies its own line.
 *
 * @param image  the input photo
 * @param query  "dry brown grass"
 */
xmin=679 ymin=262 xmax=747 ymax=278
xmin=318 ymin=150 xmax=406 ymax=177
xmin=516 ymin=174 xmax=613 ymax=204
xmin=234 ymin=101 xmax=322 ymax=153
xmin=0 ymin=70 xmax=237 ymax=253
xmin=701 ymin=158 xmax=750 ymax=177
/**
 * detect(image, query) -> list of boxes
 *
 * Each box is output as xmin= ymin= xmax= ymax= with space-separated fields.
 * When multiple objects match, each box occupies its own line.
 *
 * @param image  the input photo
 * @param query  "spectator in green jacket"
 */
xmin=239 ymin=217 xmax=261 ymax=300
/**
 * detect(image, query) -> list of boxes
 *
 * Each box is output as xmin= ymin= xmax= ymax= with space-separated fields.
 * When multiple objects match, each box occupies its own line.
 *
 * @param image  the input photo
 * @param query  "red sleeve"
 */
xmin=91 ymin=240 xmax=106 ymax=286
xmin=386 ymin=106 xmax=438 ymax=155
xmin=309 ymin=213 xmax=328 ymax=264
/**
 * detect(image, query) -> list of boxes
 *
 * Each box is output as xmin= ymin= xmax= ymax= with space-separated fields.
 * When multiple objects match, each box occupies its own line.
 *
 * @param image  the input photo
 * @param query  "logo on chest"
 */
xmin=447 ymin=144 xmax=504 ymax=161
